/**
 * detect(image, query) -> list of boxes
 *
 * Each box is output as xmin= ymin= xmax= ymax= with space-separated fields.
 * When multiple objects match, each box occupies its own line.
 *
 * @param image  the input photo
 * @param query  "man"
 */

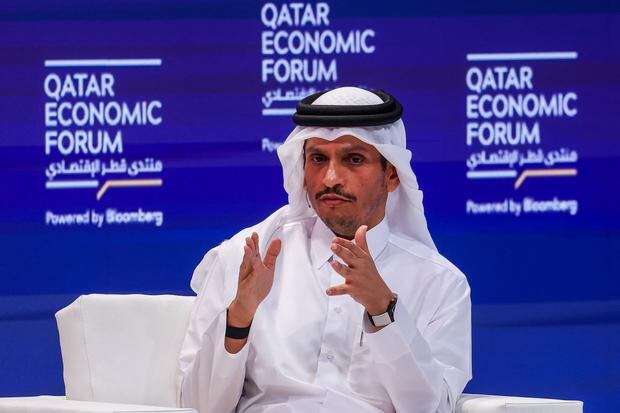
xmin=178 ymin=87 xmax=471 ymax=413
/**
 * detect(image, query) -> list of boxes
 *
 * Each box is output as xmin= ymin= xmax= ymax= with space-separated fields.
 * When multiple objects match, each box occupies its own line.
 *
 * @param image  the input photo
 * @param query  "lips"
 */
xmin=319 ymin=194 xmax=352 ymax=206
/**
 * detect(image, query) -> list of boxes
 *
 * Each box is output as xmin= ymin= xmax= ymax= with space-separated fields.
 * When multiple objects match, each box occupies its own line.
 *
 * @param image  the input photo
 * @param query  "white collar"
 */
xmin=310 ymin=215 xmax=390 ymax=269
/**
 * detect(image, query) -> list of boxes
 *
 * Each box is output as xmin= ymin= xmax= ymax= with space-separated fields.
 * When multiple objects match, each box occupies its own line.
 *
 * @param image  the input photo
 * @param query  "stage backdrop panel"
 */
xmin=0 ymin=1 xmax=618 ymax=411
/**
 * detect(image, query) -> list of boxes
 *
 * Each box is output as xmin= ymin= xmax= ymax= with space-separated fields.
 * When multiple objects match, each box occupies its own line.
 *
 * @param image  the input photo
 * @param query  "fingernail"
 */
xmin=331 ymin=244 xmax=337 ymax=251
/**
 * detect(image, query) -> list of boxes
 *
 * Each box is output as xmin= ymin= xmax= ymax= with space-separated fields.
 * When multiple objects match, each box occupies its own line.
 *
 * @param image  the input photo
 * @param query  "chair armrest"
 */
xmin=0 ymin=396 xmax=197 ymax=413
xmin=457 ymin=394 xmax=583 ymax=413
xmin=0 ymin=394 xmax=584 ymax=413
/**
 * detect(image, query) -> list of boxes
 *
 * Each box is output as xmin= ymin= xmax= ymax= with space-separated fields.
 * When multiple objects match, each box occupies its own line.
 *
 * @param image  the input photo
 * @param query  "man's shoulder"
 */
xmin=387 ymin=232 xmax=467 ymax=283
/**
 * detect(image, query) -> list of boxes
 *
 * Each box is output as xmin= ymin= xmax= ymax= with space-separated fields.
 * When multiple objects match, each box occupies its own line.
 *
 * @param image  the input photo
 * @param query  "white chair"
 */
xmin=0 ymin=294 xmax=584 ymax=413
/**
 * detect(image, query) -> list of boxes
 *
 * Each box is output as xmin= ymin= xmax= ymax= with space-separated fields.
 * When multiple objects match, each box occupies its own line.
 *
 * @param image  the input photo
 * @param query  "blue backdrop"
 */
xmin=1 ymin=1 xmax=619 ymax=411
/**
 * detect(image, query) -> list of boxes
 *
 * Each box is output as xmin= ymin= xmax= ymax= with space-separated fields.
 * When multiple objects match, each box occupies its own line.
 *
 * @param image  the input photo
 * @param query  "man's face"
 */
xmin=303 ymin=135 xmax=400 ymax=239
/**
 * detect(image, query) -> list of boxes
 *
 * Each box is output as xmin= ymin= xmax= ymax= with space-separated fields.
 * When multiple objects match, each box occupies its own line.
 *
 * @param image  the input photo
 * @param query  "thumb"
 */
xmin=354 ymin=225 xmax=369 ymax=254
xmin=263 ymin=238 xmax=282 ymax=270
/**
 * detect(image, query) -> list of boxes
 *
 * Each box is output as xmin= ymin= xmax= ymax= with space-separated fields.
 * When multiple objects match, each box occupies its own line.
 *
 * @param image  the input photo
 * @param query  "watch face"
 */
xmin=387 ymin=295 xmax=397 ymax=321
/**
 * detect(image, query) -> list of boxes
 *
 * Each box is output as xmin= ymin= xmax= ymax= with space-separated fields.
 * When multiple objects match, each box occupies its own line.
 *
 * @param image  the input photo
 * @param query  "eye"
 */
xmin=310 ymin=154 xmax=326 ymax=163
xmin=348 ymin=154 xmax=365 ymax=165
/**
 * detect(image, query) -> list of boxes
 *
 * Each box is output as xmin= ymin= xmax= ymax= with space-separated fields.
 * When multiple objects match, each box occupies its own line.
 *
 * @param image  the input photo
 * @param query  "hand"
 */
xmin=228 ymin=232 xmax=281 ymax=327
xmin=326 ymin=225 xmax=394 ymax=315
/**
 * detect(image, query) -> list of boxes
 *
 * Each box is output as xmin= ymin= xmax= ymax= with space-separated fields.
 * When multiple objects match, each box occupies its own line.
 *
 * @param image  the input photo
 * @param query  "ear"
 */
xmin=386 ymin=164 xmax=400 ymax=193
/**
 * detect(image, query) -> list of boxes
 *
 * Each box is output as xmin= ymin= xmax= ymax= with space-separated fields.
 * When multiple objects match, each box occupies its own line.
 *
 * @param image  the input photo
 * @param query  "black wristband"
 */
xmin=225 ymin=308 xmax=252 ymax=340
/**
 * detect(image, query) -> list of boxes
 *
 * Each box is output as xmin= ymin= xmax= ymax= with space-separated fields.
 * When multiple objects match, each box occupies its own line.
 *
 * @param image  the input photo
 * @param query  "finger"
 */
xmin=354 ymin=225 xmax=370 ymax=254
xmin=245 ymin=237 xmax=255 ymax=256
xmin=251 ymin=233 xmax=263 ymax=268
xmin=330 ymin=259 xmax=352 ymax=278
xmin=251 ymin=232 xmax=260 ymax=256
xmin=244 ymin=237 xmax=262 ymax=272
xmin=330 ymin=242 xmax=358 ymax=266
xmin=326 ymin=284 xmax=349 ymax=296
xmin=263 ymin=238 xmax=282 ymax=270
xmin=333 ymin=237 xmax=365 ymax=258
xmin=239 ymin=245 xmax=252 ymax=278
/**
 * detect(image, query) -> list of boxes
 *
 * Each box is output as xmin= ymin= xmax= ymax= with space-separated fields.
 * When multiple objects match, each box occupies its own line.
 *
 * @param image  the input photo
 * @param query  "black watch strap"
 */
xmin=225 ymin=308 xmax=252 ymax=339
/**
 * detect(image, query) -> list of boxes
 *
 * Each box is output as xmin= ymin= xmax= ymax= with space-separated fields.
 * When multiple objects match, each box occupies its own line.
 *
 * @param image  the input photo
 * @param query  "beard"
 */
xmin=321 ymin=215 xmax=360 ymax=240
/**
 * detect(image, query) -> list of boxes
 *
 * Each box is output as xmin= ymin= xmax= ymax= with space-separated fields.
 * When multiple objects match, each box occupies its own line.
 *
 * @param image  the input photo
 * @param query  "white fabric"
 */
xmin=456 ymin=394 xmax=583 ymax=413
xmin=0 ymin=396 xmax=196 ymax=413
xmin=178 ymin=216 xmax=472 ymax=413
xmin=313 ymin=86 xmax=384 ymax=105
xmin=56 ymin=294 xmax=195 ymax=407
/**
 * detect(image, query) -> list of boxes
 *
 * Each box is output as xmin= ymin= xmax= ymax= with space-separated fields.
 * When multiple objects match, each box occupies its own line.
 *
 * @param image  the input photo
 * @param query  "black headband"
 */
xmin=292 ymin=89 xmax=403 ymax=127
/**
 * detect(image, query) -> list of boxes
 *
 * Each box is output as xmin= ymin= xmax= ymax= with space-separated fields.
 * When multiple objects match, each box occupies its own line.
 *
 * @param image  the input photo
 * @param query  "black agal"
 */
xmin=293 ymin=89 xmax=403 ymax=127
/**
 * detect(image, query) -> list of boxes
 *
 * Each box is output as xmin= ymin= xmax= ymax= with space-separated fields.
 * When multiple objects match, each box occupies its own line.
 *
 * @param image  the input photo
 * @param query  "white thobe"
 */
xmin=178 ymin=216 xmax=471 ymax=413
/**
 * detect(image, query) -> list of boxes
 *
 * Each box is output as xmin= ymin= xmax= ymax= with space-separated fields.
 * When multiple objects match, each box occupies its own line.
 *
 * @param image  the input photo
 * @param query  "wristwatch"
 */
xmin=367 ymin=294 xmax=398 ymax=327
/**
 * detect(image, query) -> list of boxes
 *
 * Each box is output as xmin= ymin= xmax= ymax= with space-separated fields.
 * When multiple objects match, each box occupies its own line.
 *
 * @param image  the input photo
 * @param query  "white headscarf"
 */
xmin=276 ymin=86 xmax=436 ymax=251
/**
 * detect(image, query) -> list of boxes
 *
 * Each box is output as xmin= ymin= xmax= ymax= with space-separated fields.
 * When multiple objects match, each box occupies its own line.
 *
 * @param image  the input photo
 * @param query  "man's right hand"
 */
xmin=226 ymin=232 xmax=281 ymax=353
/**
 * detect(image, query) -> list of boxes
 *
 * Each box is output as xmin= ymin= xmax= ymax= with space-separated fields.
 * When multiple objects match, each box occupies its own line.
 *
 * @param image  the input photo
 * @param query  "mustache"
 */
xmin=314 ymin=186 xmax=356 ymax=202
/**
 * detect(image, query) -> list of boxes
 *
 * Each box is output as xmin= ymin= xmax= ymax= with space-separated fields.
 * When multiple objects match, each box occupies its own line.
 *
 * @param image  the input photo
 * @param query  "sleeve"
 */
xmin=362 ymin=272 xmax=472 ymax=413
xmin=177 ymin=244 xmax=250 ymax=413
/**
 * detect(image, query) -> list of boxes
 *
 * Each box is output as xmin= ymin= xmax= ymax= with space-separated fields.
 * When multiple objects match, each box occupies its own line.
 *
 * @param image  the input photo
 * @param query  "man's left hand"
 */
xmin=326 ymin=225 xmax=394 ymax=316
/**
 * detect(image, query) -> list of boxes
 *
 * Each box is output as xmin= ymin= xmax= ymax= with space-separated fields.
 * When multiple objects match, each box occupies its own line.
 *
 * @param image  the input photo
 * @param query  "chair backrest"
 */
xmin=55 ymin=294 xmax=195 ymax=407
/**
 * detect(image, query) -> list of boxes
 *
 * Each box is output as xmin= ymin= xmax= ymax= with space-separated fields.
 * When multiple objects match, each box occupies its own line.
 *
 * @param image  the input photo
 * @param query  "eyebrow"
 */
xmin=305 ymin=145 xmax=373 ymax=155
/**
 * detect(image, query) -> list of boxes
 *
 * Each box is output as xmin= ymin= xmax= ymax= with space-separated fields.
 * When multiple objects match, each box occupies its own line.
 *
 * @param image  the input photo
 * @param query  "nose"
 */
xmin=322 ymin=160 xmax=344 ymax=188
